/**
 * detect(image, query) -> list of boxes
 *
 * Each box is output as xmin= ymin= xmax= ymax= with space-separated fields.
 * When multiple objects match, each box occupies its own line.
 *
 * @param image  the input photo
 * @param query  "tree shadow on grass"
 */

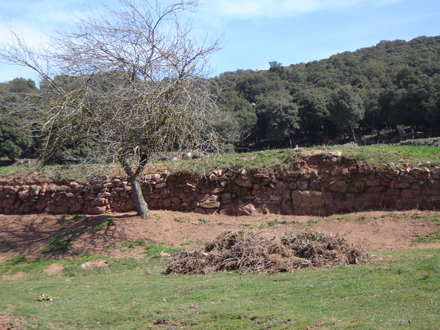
xmin=0 ymin=213 xmax=151 ymax=260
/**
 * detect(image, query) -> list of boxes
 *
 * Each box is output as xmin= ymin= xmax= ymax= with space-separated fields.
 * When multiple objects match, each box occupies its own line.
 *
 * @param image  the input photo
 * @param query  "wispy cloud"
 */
xmin=203 ymin=0 xmax=404 ymax=18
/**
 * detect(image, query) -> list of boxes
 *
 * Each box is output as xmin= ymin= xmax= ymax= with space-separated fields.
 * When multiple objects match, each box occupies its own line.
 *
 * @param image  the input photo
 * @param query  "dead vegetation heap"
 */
xmin=166 ymin=230 xmax=372 ymax=275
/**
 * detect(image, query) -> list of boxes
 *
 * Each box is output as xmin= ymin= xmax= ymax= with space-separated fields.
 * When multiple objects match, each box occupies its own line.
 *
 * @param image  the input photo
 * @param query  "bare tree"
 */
xmin=0 ymin=0 xmax=224 ymax=219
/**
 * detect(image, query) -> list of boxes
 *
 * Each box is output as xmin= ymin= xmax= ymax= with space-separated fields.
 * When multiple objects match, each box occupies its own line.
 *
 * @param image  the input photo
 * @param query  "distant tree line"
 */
xmin=216 ymin=36 xmax=440 ymax=148
xmin=2 ymin=35 xmax=440 ymax=161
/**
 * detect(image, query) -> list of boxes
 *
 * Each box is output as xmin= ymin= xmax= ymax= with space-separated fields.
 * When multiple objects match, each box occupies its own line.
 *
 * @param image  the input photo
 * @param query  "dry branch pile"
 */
xmin=165 ymin=230 xmax=372 ymax=275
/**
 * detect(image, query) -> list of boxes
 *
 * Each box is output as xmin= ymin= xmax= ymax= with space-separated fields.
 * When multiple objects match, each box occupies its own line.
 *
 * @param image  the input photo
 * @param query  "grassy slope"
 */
xmin=1 ymin=249 xmax=439 ymax=329
xmin=2 ymin=144 xmax=440 ymax=182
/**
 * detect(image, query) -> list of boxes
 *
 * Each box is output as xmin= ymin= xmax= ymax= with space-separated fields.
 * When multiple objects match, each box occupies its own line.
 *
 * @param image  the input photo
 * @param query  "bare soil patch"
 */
xmin=0 ymin=314 xmax=37 ymax=330
xmin=0 ymin=210 xmax=439 ymax=263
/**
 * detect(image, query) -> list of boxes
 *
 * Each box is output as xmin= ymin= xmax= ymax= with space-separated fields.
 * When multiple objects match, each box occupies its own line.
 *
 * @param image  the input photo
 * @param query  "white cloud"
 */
xmin=203 ymin=0 xmax=404 ymax=18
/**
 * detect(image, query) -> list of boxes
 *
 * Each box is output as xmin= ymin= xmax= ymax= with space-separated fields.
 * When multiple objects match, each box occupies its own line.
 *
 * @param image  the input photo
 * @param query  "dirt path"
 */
xmin=1 ymin=209 xmax=440 ymax=262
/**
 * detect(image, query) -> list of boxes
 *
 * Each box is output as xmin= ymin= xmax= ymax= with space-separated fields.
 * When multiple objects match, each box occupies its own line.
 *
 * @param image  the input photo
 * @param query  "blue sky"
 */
xmin=1 ymin=0 xmax=440 ymax=84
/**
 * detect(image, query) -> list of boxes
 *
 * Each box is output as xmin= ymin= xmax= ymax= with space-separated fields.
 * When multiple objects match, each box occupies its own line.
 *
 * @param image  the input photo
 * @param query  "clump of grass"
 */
xmin=84 ymin=217 xmax=115 ymax=234
xmin=120 ymin=239 xmax=146 ymax=251
xmin=6 ymin=255 xmax=27 ymax=265
xmin=104 ymin=243 xmax=116 ymax=252
xmin=94 ymin=217 xmax=115 ymax=231
xmin=382 ymin=212 xmax=402 ymax=220
xmin=174 ymin=217 xmax=185 ymax=223
xmin=304 ymin=219 xmax=321 ymax=227
xmin=144 ymin=244 xmax=181 ymax=258
xmin=413 ymin=230 xmax=440 ymax=244
xmin=39 ymin=229 xmax=77 ymax=254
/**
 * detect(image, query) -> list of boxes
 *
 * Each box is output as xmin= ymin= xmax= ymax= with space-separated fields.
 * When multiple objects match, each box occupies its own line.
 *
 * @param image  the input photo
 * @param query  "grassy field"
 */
xmin=2 ymin=144 xmax=440 ymax=182
xmin=1 ymin=248 xmax=439 ymax=329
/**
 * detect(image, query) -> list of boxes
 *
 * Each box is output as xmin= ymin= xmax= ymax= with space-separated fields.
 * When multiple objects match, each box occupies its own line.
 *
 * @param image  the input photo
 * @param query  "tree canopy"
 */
xmin=0 ymin=0 xmax=225 ymax=218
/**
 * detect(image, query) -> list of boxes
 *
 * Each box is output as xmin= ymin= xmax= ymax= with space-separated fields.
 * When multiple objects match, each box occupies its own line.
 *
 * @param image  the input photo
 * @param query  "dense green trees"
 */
xmin=0 ymin=78 xmax=36 ymax=160
xmin=329 ymin=86 xmax=364 ymax=141
xmin=2 ymin=35 xmax=440 ymax=156
xmin=0 ymin=117 xmax=32 ymax=161
xmin=217 ymin=36 xmax=440 ymax=147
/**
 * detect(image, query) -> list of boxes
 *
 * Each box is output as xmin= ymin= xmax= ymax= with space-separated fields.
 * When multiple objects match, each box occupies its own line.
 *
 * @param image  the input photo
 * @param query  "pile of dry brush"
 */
xmin=165 ymin=230 xmax=373 ymax=275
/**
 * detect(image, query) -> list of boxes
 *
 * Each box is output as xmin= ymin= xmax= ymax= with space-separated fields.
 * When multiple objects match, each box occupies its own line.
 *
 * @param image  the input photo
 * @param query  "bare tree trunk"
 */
xmin=119 ymin=156 xmax=149 ymax=219
xmin=129 ymin=173 xmax=149 ymax=219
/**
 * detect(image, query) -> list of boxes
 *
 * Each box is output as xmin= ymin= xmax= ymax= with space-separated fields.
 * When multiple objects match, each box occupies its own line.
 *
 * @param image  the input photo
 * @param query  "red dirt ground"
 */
xmin=1 ymin=209 xmax=439 ymax=264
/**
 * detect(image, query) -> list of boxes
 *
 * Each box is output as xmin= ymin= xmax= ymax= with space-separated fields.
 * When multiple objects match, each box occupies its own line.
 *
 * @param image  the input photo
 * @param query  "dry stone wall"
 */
xmin=1 ymin=153 xmax=440 ymax=216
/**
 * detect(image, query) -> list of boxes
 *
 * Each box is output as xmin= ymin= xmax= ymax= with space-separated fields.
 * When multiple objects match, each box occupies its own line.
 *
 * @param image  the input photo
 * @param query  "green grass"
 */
xmin=38 ymin=229 xmax=78 ymax=254
xmin=413 ymin=230 xmax=440 ymax=244
xmin=337 ymin=144 xmax=440 ymax=168
xmin=4 ymin=144 xmax=440 ymax=182
xmin=0 ymin=249 xmax=439 ymax=329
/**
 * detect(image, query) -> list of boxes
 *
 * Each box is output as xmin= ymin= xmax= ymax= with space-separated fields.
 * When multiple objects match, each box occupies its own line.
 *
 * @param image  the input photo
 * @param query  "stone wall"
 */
xmin=1 ymin=153 xmax=440 ymax=216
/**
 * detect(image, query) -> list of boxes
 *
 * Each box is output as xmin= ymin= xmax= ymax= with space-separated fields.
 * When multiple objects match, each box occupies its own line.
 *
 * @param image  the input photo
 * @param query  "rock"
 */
xmin=297 ymin=180 xmax=309 ymax=190
xmin=29 ymin=185 xmax=41 ymax=197
xmin=274 ymin=181 xmax=287 ymax=195
xmin=349 ymin=182 xmax=365 ymax=194
xmin=329 ymin=181 xmax=348 ymax=193
xmin=235 ymin=179 xmax=253 ymax=188
xmin=365 ymin=186 xmax=387 ymax=193
xmin=81 ymin=259 xmax=108 ymax=269
xmin=212 ymin=187 xmax=224 ymax=194
xmin=155 ymin=182 xmax=167 ymax=189
xmin=365 ymin=180 xmax=382 ymax=187
xmin=91 ymin=198 xmax=107 ymax=207
xmin=199 ymin=201 xmax=220 ymax=209
xmin=88 ymin=206 xmax=107 ymax=214
xmin=431 ymin=167 xmax=440 ymax=179
xmin=220 ymin=203 xmax=257 ymax=216
xmin=237 ymin=188 xmax=249 ymax=196
xmin=69 ymin=203 xmax=82 ymax=213
xmin=397 ymin=173 xmax=415 ymax=183
xmin=410 ymin=168 xmax=430 ymax=180
xmin=222 ymin=193 xmax=232 ymax=205
xmin=394 ymin=182 xmax=411 ymax=189
xmin=401 ymin=190 xmax=421 ymax=199
xmin=385 ymin=190 xmax=401 ymax=197
xmin=152 ymin=174 xmax=161 ymax=181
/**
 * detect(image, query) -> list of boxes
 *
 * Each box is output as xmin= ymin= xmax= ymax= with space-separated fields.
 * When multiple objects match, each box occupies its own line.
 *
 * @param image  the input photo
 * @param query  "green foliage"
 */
xmin=329 ymin=85 xmax=365 ymax=135
xmin=215 ymin=36 xmax=440 ymax=147
xmin=0 ymin=117 xmax=32 ymax=160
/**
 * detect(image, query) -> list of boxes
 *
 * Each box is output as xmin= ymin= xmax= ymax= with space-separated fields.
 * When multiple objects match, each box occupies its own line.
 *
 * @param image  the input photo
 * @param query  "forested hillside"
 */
xmin=217 ymin=36 xmax=440 ymax=148
xmin=2 ymin=36 xmax=440 ymax=161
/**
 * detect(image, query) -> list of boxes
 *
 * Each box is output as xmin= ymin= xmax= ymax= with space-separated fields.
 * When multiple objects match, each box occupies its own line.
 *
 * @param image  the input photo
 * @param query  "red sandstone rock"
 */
xmin=69 ymin=203 xmax=82 ymax=213
xmin=397 ymin=173 xmax=415 ymax=183
xmin=88 ymin=206 xmax=107 ymax=214
xmin=401 ymin=190 xmax=421 ymax=199
xmin=91 ymin=198 xmax=107 ymax=207
xmin=329 ymin=181 xmax=348 ymax=193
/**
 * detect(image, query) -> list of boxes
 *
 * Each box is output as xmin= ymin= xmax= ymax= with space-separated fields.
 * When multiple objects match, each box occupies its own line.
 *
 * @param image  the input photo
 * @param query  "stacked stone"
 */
xmin=1 ymin=159 xmax=440 ymax=216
